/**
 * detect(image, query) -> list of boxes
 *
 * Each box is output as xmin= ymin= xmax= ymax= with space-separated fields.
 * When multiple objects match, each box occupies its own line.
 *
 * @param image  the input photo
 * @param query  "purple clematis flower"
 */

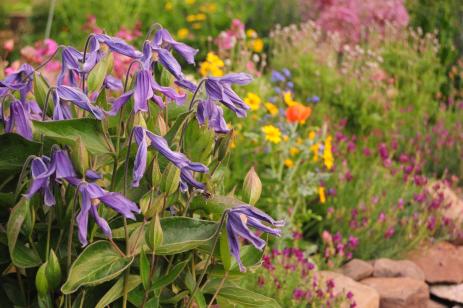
xmin=0 ymin=64 xmax=34 ymax=102
xmin=73 ymin=180 xmax=140 ymax=246
xmin=153 ymin=29 xmax=199 ymax=64
xmin=103 ymin=75 xmax=123 ymax=91
xmin=196 ymin=99 xmax=229 ymax=133
xmin=94 ymin=34 xmax=143 ymax=59
xmin=204 ymin=73 xmax=253 ymax=118
xmin=226 ymin=205 xmax=284 ymax=272
xmin=24 ymin=149 xmax=77 ymax=205
xmin=4 ymin=100 xmax=33 ymax=140
xmin=24 ymin=156 xmax=55 ymax=206
xmin=132 ymin=126 xmax=208 ymax=189
xmin=54 ymin=85 xmax=104 ymax=119
xmin=108 ymin=69 xmax=186 ymax=115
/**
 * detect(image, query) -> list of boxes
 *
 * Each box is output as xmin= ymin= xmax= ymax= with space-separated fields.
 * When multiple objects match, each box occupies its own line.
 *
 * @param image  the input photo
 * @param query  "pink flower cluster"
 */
xmin=215 ymin=19 xmax=245 ymax=51
xmin=302 ymin=0 xmax=409 ymax=44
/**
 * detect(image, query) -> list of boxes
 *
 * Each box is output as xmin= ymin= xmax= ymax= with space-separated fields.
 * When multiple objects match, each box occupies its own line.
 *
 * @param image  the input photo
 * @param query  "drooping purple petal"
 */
xmin=219 ymin=73 xmax=252 ymax=85
xmin=197 ymin=99 xmax=229 ymax=133
xmin=99 ymin=192 xmax=140 ymax=219
xmin=90 ymin=206 xmax=112 ymax=238
xmin=104 ymin=75 xmax=123 ymax=91
xmin=94 ymin=34 xmax=143 ymax=59
xmin=132 ymin=126 xmax=148 ymax=187
xmin=24 ymin=156 xmax=56 ymax=206
xmin=56 ymin=85 xmax=105 ymax=119
xmin=133 ymin=70 xmax=153 ymax=113
xmin=226 ymin=219 xmax=245 ymax=272
xmin=107 ymin=90 xmax=134 ymax=116
xmin=85 ymin=169 xmax=102 ymax=181
xmin=76 ymin=184 xmax=91 ymax=246
xmin=52 ymin=90 xmax=72 ymax=120
xmin=227 ymin=213 xmax=266 ymax=250
xmin=150 ymin=75 xmax=186 ymax=105
xmin=174 ymin=78 xmax=197 ymax=92
xmin=155 ymin=47 xmax=183 ymax=80
xmin=154 ymin=29 xmax=198 ymax=64
xmin=52 ymin=149 xmax=76 ymax=180
xmin=6 ymin=101 xmax=33 ymax=140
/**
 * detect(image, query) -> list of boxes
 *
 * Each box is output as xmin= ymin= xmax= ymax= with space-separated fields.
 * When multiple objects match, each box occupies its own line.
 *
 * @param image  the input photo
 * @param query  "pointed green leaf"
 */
xmin=139 ymin=248 xmax=150 ymax=290
xmin=7 ymin=198 xmax=41 ymax=267
xmin=150 ymin=257 xmax=189 ymax=291
xmin=95 ymin=275 xmax=140 ymax=308
xmin=61 ymin=241 xmax=134 ymax=294
xmin=33 ymin=119 xmax=112 ymax=154
xmin=87 ymin=54 xmax=112 ymax=93
xmin=220 ymin=227 xmax=232 ymax=271
xmin=164 ymin=111 xmax=192 ymax=145
xmin=33 ymin=72 xmax=50 ymax=111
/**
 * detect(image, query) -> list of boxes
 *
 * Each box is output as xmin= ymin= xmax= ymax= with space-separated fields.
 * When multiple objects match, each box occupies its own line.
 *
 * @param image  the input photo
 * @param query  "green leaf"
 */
xmin=229 ymin=245 xmax=264 ymax=272
xmin=87 ymin=54 xmax=112 ymax=93
xmin=95 ymin=275 xmax=140 ymax=308
xmin=109 ymin=217 xmax=217 ymax=255
xmin=150 ymin=257 xmax=189 ymax=291
xmin=7 ymin=198 xmax=41 ymax=268
xmin=156 ymin=217 xmax=217 ymax=255
xmin=139 ymin=249 xmax=150 ymax=290
xmin=203 ymin=281 xmax=280 ymax=307
xmin=33 ymin=119 xmax=112 ymax=154
xmin=61 ymin=241 xmax=134 ymax=294
xmin=0 ymin=134 xmax=40 ymax=174
xmin=220 ymin=227 xmax=232 ymax=271
xmin=164 ymin=111 xmax=192 ymax=145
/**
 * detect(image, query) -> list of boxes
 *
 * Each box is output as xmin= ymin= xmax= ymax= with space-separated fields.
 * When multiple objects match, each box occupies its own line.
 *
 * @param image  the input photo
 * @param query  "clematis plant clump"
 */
xmin=0 ymin=23 xmax=283 ymax=307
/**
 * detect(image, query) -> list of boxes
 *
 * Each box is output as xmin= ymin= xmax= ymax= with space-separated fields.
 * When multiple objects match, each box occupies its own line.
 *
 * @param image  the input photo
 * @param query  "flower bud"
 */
xmin=35 ymin=263 xmax=49 ymax=296
xmin=151 ymin=159 xmax=162 ymax=187
xmin=133 ymin=111 xmax=147 ymax=129
xmin=145 ymin=214 xmax=163 ymax=252
xmin=33 ymin=72 xmax=49 ymax=111
xmin=70 ymin=136 xmax=89 ymax=176
xmin=154 ymin=114 xmax=167 ymax=136
xmin=160 ymin=163 xmax=180 ymax=196
xmin=45 ymin=249 xmax=62 ymax=290
xmin=242 ymin=167 xmax=262 ymax=205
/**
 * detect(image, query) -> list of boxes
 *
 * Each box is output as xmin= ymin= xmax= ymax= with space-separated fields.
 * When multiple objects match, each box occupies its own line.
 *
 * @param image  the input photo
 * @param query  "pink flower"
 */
xmin=3 ymin=39 xmax=14 ymax=52
xmin=317 ymin=4 xmax=361 ymax=44
xmin=230 ymin=19 xmax=245 ymax=39
xmin=216 ymin=31 xmax=236 ymax=50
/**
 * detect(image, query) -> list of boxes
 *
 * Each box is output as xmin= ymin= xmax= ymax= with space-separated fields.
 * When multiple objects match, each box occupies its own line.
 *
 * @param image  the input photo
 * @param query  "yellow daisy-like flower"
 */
xmin=282 ymin=135 xmax=289 ymax=142
xmin=199 ymin=52 xmax=224 ymax=77
xmin=283 ymin=91 xmax=297 ymax=107
xmin=177 ymin=28 xmax=189 ymax=40
xmin=265 ymin=102 xmax=278 ymax=116
xmin=319 ymin=186 xmax=326 ymax=204
xmin=185 ymin=0 xmax=196 ymax=4
xmin=323 ymin=136 xmax=334 ymax=170
xmin=192 ymin=22 xmax=202 ymax=30
xmin=252 ymin=38 xmax=264 ymax=53
xmin=308 ymin=131 xmax=316 ymax=140
xmin=244 ymin=92 xmax=261 ymax=111
xmin=284 ymin=159 xmax=294 ymax=168
xmin=290 ymin=147 xmax=300 ymax=156
xmin=164 ymin=1 xmax=173 ymax=10
xmin=262 ymin=125 xmax=282 ymax=144
xmin=200 ymin=3 xmax=217 ymax=13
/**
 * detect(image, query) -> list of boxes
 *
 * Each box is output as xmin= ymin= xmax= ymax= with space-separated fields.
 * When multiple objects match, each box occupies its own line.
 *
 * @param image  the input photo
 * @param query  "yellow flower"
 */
xmin=199 ymin=52 xmax=224 ymax=77
xmin=177 ymin=28 xmax=189 ymax=40
xmin=192 ymin=22 xmax=202 ymax=30
xmin=244 ymin=92 xmax=261 ymax=111
xmin=311 ymin=143 xmax=319 ymax=162
xmin=284 ymin=159 xmax=294 ymax=168
xmin=200 ymin=3 xmax=217 ymax=13
xmin=290 ymin=147 xmax=300 ymax=156
xmin=164 ymin=1 xmax=173 ymax=10
xmin=283 ymin=135 xmax=289 ymax=142
xmin=283 ymin=91 xmax=297 ymax=107
xmin=185 ymin=0 xmax=196 ymax=4
xmin=319 ymin=186 xmax=326 ymax=204
xmin=265 ymin=102 xmax=278 ymax=116
xmin=262 ymin=125 xmax=282 ymax=144
xmin=323 ymin=136 xmax=334 ymax=170
xmin=246 ymin=29 xmax=258 ymax=38
xmin=308 ymin=131 xmax=316 ymax=140
xmin=252 ymin=38 xmax=264 ymax=53
xmin=296 ymin=138 xmax=303 ymax=145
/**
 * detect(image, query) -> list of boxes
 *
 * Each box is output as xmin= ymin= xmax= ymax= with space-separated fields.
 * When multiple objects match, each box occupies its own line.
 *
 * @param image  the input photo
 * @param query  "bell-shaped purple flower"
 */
xmin=205 ymin=73 xmax=252 ymax=118
xmin=226 ymin=205 xmax=284 ymax=272
xmin=132 ymin=126 xmax=208 ymax=189
xmin=4 ymin=100 xmax=33 ymax=140
xmin=24 ymin=149 xmax=77 ymax=204
xmin=24 ymin=156 xmax=55 ymax=206
xmin=74 ymin=181 xmax=140 ymax=246
xmin=55 ymin=85 xmax=104 ymax=119
xmin=196 ymin=99 xmax=229 ymax=133
xmin=0 ymin=64 xmax=34 ymax=101
xmin=153 ymin=29 xmax=199 ymax=64
xmin=94 ymin=34 xmax=143 ymax=59
xmin=108 ymin=69 xmax=186 ymax=115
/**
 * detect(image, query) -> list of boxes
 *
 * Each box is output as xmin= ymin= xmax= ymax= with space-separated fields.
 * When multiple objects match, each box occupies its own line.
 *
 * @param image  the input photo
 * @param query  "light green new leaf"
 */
xmin=61 ymin=241 xmax=134 ymax=294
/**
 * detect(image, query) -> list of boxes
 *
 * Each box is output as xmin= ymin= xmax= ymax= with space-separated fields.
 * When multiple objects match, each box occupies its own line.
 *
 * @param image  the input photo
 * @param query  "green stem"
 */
xmin=140 ymin=250 xmax=157 ymax=308
xmin=45 ymin=209 xmax=53 ymax=261
xmin=207 ymin=271 xmax=228 ymax=308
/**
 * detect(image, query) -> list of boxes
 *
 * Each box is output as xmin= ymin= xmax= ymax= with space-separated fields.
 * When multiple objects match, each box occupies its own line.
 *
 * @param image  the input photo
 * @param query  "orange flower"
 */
xmin=285 ymin=104 xmax=312 ymax=124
